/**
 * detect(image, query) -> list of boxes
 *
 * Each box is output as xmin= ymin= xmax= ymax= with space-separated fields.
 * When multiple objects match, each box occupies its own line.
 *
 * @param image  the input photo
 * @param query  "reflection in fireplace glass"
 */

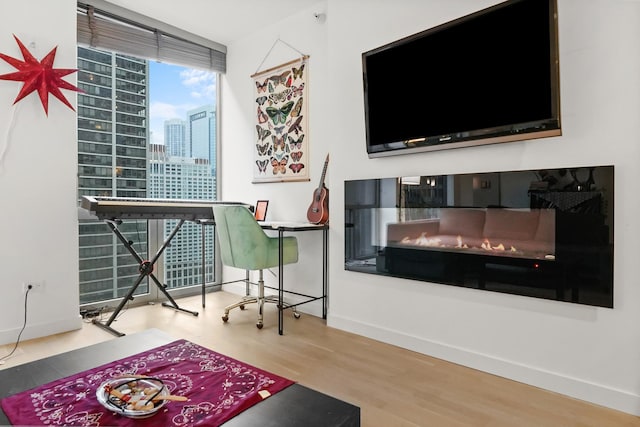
xmin=344 ymin=166 xmax=614 ymax=308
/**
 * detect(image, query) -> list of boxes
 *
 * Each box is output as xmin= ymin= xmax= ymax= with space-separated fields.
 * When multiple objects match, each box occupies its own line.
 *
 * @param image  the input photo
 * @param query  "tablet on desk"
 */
xmin=254 ymin=200 xmax=269 ymax=222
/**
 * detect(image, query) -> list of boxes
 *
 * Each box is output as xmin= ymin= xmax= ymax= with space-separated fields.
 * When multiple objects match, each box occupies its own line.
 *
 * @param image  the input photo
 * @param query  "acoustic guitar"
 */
xmin=307 ymin=153 xmax=329 ymax=224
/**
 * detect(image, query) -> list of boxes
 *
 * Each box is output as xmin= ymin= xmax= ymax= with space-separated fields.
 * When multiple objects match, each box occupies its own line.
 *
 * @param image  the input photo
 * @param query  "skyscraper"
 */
xmin=77 ymin=47 xmax=218 ymax=306
xmin=187 ymin=105 xmax=216 ymax=175
xmin=149 ymin=144 xmax=216 ymax=287
xmin=165 ymin=118 xmax=187 ymax=157
xmin=77 ymin=47 xmax=149 ymax=304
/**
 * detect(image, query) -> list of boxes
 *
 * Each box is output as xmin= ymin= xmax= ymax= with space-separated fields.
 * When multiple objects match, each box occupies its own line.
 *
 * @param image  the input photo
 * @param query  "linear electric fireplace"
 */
xmin=344 ymin=166 xmax=614 ymax=308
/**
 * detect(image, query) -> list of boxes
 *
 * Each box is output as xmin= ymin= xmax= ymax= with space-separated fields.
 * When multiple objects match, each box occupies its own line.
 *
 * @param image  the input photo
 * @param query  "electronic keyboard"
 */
xmin=80 ymin=196 xmax=250 ymax=221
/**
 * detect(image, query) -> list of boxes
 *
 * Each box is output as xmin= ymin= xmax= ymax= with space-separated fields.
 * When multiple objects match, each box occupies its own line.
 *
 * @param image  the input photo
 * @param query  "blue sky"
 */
xmin=149 ymin=61 xmax=217 ymax=145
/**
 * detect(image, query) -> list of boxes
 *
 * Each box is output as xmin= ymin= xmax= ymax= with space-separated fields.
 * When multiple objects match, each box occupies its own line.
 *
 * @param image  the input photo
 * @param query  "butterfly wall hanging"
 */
xmin=251 ymin=56 xmax=309 ymax=183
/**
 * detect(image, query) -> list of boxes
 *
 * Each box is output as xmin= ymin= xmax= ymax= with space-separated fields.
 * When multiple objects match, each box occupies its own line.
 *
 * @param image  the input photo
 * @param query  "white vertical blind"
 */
xmin=77 ymin=1 xmax=226 ymax=72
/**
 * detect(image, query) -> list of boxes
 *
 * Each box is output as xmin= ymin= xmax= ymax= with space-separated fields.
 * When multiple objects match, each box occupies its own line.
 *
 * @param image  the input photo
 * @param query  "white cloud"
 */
xmin=180 ymin=69 xmax=214 ymax=86
xmin=203 ymin=82 xmax=216 ymax=99
xmin=150 ymin=128 xmax=163 ymax=145
xmin=150 ymin=101 xmax=182 ymax=120
xmin=180 ymin=69 xmax=217 ymax=100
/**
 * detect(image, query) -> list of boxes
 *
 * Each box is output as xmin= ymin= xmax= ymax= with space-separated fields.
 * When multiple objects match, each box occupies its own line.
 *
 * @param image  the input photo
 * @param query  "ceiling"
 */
xmin=103 ymin=0 xmax=324 ymax=46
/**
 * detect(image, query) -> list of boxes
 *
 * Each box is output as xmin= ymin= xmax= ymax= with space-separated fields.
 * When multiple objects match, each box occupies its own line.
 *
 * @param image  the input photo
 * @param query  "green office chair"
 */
xmin=212 ymin=205 xmax=299 ymax=329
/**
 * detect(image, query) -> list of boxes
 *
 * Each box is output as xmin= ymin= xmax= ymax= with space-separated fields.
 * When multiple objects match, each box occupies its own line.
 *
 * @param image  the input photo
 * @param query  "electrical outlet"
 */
xmin=23 ymin=281 xmax=45 ymax=293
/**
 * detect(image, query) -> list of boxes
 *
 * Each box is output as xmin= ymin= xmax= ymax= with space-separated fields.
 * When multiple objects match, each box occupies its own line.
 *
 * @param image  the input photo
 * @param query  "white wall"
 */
xmin=325 ymin=0 xmax=640 ymax=415
xmin=2 ymin=0 xmax=640 ymax=417
xmin=0 ymin=0 xmax=82 ymax=344
xmin=221 ymin=1 xmax=330 ymax=316
xmin=215 ymin=0 xmax=640 ymax=416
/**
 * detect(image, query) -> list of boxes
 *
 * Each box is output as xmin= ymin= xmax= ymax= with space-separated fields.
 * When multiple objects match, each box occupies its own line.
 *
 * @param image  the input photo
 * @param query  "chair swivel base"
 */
xmin=222 ymin=295 xmax=300 ymax=329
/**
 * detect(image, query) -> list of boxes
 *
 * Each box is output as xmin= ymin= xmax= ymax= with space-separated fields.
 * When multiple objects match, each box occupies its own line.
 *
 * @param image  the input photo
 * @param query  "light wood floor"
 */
xmin=1 ymin=291 xmax=638 ymax=427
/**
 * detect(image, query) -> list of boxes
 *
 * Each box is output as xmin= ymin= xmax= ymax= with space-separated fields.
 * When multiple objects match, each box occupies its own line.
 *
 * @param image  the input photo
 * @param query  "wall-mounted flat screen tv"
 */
xmin=362 ymin=0 xmax=561 ymax=158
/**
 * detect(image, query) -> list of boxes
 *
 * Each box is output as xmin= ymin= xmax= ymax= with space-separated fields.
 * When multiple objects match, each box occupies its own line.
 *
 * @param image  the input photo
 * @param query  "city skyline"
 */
xmin=78 ymin=48 xmax=219 ymax=304
xmin=149 ymin=61 xmax=216 ymax=146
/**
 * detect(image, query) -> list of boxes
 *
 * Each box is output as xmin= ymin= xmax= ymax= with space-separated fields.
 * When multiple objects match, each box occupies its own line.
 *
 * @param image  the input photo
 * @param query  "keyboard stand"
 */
xmin=92 ymin=219 xmax=199 ymax=337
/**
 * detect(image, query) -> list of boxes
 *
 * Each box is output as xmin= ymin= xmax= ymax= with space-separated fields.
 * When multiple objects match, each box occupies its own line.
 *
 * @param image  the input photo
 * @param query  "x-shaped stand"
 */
xmin=92 ymin=219 xmax=199 ymax=337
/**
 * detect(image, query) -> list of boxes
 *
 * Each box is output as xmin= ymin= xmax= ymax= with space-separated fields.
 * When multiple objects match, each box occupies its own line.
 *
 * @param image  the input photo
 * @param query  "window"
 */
xmin=77 ymin=2 xmax=226 ymax=307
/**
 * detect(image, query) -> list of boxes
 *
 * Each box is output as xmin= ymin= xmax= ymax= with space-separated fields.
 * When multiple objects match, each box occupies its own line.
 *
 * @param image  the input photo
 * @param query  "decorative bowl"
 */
xmin=96 ymin=376 xmax=169 ymax=419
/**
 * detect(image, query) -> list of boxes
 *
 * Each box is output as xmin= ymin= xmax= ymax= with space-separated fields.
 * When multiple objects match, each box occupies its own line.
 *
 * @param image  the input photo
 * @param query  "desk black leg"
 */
xmin=278 ymin=228 xmax=284 ymax=335
xmin=202 ymin=222 xmax=206 ymax=308
xmin=323 ymin=227 xmax=328 ymax=319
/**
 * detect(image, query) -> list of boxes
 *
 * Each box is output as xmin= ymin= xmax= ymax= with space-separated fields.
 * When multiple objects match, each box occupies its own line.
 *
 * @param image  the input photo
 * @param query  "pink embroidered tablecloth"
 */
xmin=0 ymin=339 xmax=294 ymax=426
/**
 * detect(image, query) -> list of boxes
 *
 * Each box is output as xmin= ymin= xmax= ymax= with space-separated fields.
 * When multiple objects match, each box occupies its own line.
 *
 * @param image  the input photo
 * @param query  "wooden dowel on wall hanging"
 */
xmin=251 ymin=55 xmax=309 ymax=79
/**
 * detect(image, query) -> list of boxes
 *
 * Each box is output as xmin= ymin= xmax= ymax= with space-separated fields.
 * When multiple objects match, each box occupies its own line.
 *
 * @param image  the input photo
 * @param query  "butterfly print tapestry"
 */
xmin=253 ymin=59 xmax=309 ymax=183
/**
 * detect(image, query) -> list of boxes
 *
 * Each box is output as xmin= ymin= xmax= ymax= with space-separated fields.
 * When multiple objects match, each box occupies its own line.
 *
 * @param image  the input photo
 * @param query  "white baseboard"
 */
xmin=328 ymin=314 xmax=640 ymax=416
xmin=0 ymin=315 xmax=83 ymax=347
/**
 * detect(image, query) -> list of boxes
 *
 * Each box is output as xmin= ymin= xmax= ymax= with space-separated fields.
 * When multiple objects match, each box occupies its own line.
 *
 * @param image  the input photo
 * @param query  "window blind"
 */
xmin=77 ymin=1 xmax=226 ymax=73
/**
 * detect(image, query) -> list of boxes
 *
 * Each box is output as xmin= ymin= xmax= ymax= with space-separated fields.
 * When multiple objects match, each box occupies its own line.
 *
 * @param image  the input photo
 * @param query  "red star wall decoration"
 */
xmin=0 ymin=34 xmax=82 ymax=115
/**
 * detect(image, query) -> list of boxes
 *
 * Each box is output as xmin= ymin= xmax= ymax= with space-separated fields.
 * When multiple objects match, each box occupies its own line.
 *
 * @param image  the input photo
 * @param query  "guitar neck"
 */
xmin=316 ymin=154 xmax=329 ymax=190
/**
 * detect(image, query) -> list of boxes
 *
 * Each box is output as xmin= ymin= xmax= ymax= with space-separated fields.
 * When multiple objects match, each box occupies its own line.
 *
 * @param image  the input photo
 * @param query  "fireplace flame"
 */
xmin=482 ymin=239 xmax=510 ymax=251
xmin=413 ymin=232 xmax=442 ymax=246
xmin=401 ymin=234 xmax=519 ymax=254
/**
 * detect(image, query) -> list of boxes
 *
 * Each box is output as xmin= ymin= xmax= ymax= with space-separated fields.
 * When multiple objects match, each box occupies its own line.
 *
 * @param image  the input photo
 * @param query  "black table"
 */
xmin=260 ymin=221 xmax=329 ymax=335
xmin=200 ymin=221 xmax=329 ymax=335
xmin=0 ymin=329 xmax=360 ymax=426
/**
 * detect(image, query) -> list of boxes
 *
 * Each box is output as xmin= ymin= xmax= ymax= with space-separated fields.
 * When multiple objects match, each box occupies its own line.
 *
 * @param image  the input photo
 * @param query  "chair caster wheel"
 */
xmin=239 ymin=305 xmax=245 ymax=310
xmin=256 ymin=323 xmax=263 ymax=329
xmin=293 ymin=312 xmax=301 ymax=319
xmin=222 ymin=315 xmax=229 ymax=322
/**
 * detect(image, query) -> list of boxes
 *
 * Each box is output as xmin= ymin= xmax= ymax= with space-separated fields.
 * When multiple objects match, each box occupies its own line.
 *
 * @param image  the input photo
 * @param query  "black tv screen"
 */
xmin=362 ymin=0 xmax=561 ymax=157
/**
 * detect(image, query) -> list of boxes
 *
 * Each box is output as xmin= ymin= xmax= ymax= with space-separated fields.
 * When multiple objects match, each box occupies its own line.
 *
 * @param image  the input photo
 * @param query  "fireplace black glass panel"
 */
xmin=344 ymin=166 xmax=614 ymax=308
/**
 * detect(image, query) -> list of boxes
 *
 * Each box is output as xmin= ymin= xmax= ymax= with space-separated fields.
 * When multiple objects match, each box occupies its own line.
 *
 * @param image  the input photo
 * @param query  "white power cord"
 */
xmin=0 ymin=103 xmax=19 ymax=173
